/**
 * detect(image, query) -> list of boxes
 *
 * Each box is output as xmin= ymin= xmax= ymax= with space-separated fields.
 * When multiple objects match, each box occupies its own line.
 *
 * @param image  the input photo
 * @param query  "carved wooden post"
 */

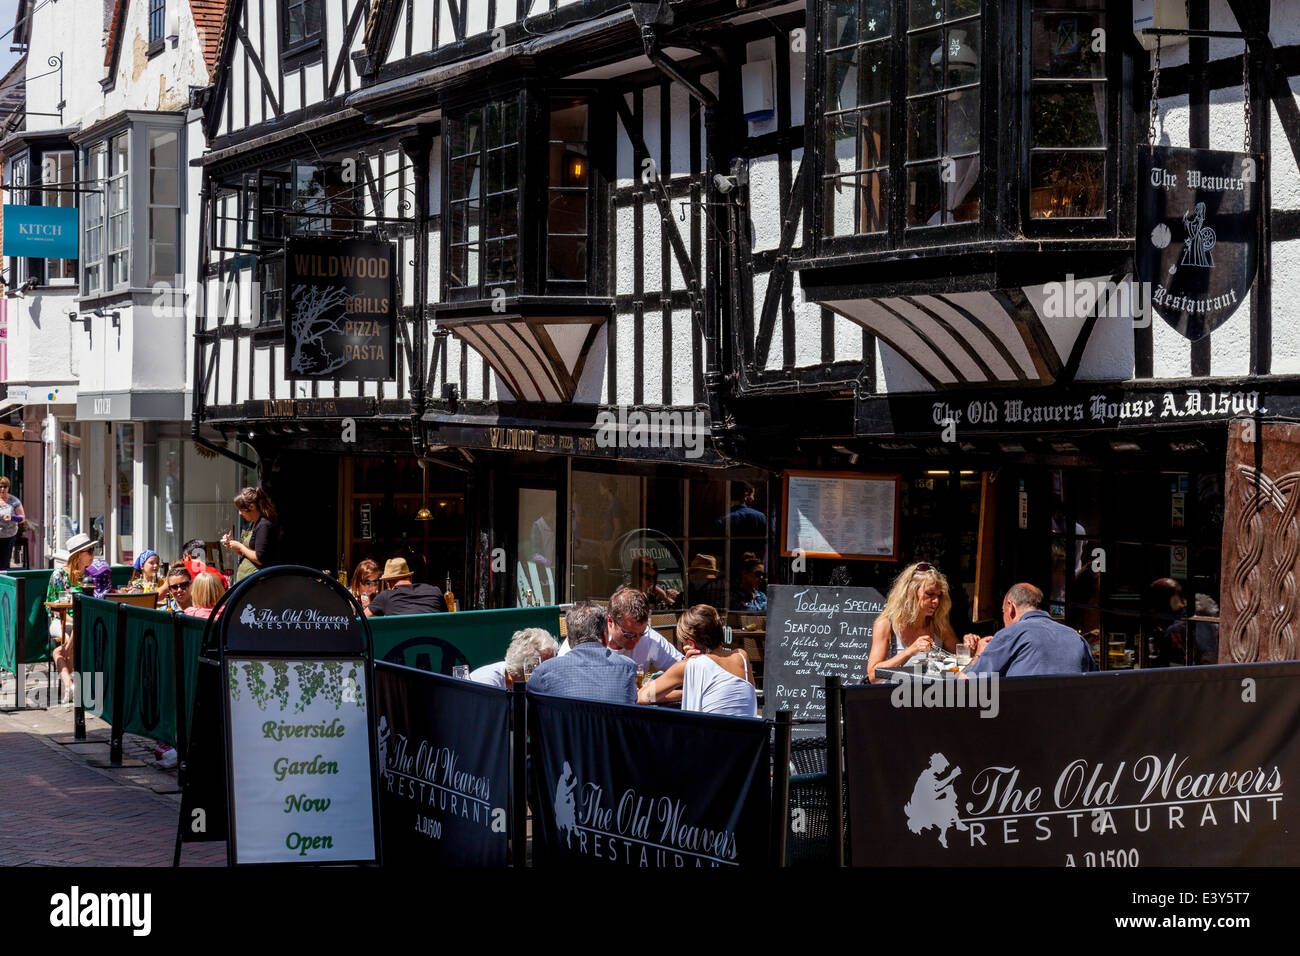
xmin=1221 ymin=420 xmax=1300 ymax=662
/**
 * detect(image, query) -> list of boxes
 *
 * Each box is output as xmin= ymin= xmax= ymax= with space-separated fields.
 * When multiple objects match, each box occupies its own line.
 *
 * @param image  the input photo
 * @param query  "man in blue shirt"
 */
xmin=528 ymin=601 xmax=637 ymax=705
xmin=963 ymin=583 xmax=1097 ymax=678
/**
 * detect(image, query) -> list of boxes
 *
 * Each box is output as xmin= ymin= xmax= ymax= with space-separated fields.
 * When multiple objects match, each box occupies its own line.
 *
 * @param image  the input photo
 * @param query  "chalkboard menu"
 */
xmin=763 ymin=584 xmax=884 ymax=727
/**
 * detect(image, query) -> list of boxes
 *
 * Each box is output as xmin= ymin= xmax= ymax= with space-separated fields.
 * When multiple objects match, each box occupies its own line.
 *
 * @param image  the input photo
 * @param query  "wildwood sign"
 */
xmin=1137 ymin=147 xmax=1262 ymax=341
xmin=284 ymin=237 xmax=396 ymax=381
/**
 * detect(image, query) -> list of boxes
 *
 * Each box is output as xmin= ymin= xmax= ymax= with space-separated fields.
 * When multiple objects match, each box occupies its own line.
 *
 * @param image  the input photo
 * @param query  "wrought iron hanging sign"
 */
xmin=1137 ymin=146 xmax=1262 ymax=341
xmin=283 ymin=237 xmax=397 ymax=380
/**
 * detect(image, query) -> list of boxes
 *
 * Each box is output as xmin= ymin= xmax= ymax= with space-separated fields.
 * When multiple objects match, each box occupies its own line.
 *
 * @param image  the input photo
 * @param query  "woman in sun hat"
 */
xmin=46 ymin=533 xmax=98 ymax=704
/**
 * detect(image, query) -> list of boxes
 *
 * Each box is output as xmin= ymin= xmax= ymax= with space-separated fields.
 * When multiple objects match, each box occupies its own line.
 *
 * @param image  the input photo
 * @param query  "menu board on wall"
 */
xmin=782 ymin=470 xmax=899 ymax=560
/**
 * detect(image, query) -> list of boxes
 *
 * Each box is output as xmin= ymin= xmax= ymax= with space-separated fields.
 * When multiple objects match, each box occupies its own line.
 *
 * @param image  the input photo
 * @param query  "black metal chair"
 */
xmin=786 ymin=735 xmax=831 ymax=866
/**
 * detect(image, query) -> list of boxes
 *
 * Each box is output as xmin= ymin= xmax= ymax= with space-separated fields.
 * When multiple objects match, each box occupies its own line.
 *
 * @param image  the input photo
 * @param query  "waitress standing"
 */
xmin=222 ymin=486 xmax=280 ymax=583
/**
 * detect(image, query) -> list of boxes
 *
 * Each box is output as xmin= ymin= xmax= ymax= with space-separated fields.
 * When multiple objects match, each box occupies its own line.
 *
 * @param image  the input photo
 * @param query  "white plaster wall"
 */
xmin=4 ymin=289 xmax=79 ymax=384
xmin=1273 ymin=240 xmax=1300 ymax=374
xmin=1274 ymin=79 xmax=1300 ymax=210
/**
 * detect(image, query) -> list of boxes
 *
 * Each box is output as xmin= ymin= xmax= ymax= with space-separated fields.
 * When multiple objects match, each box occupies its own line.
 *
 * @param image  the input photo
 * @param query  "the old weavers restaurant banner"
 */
xmin=843 ymin=663 xmax=1300 ymax=866
xmin=528 ymin=693 xmax=770 ymax=867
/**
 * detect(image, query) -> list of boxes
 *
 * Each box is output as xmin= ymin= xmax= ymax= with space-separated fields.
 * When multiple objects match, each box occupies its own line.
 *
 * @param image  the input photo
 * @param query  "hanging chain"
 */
xmin=1243 ymin=41 xmax=1252 ymax=153
xmin=1149 ymin=36 xmax=1162 ymax=145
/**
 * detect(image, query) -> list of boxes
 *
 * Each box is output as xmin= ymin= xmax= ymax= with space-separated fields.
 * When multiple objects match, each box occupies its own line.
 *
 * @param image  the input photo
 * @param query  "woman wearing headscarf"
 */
xmin=128 ymin=549 xmax=164 ymax=594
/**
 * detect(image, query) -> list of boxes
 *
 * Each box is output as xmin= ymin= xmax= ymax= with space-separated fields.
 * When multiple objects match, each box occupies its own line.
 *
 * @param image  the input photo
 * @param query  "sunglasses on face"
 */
xmin=170 ymin=582 xmax=190 ymax=592
xmin=361 ymin=578 xmax=380 ymax=586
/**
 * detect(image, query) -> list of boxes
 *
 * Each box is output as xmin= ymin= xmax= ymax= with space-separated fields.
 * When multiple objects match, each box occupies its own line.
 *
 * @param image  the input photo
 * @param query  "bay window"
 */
xmin=808 ymin=0 xmax=1129 ymax=256
xmin=442 ymin=90 xmax=603 ymax=302
xmin=76 ymin=114 xmax=186 ymax=298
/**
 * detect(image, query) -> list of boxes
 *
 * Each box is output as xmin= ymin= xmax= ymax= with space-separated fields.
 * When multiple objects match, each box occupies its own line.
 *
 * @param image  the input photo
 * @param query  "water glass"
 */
xmin=452 ymin=665 xmax=470 ymax=680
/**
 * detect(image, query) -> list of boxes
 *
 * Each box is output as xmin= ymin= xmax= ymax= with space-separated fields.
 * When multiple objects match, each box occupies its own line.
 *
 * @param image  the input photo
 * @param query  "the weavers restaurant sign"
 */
xmin=284 ymin=237 xmax=396 ymax=381
xmin=2 ymin=204 xmax=78 ymax=259
xmin=1137 ymin=146 xmax=1262 ymax=341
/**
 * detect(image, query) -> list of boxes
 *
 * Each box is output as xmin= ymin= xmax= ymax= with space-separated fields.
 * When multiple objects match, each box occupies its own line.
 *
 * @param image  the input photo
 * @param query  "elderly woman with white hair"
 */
xmin=469 ymin=627 xmax=559 ymax=688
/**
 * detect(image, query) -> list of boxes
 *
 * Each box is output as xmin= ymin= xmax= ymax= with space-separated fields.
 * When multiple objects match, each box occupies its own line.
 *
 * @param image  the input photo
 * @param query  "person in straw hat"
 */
xmin=686 ymin=553 xmax=728 ymax=608
xmin=364 ymin=557 xmax=445 ymax=617
xmin=46 ymin=532 xmax=98 ymax=703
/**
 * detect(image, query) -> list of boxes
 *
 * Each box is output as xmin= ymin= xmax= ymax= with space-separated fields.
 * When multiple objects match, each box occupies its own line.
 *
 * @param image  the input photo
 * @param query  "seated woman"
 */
xmin=638 ymin=604 xmax=757 ymax=718
xmin=868 ymin=562 xmax=974 ymax=683
xmin=128 ymin=549 xmax=165 ymax=595
xmin=469 ymin=627 xmax=560 ymax=688
xmin=184 ymin=571 xmax=227 ymax=619
xmin=163 ymin=563 xmax=193 ymax=612
xmin=349 ymin=558 xmax=381 ymax=612
xmin=45 ymin=533 xmax=98 ymax=704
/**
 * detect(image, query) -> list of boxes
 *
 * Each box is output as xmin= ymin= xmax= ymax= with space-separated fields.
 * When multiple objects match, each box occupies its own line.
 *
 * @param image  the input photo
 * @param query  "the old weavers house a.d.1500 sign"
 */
xmin=1137 ymin=146 xmax=1263 ymax=341
xmin=284 ymin=237 xmax=397 ymax=380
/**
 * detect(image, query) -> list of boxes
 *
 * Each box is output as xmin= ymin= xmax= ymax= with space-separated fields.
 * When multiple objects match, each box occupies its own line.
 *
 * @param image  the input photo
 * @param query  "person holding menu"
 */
xmin=867 ymin=562 xmax=976 ymax=682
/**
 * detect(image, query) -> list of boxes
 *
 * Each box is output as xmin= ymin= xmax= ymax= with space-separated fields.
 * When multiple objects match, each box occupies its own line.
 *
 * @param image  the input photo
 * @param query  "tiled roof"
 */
xmin=190 ymin=0 xmax=231 ymax=78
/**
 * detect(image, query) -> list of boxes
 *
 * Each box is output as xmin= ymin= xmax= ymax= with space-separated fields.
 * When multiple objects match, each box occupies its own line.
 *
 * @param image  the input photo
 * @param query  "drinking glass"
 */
xmin=452 ymin=665 xmax=470 ymax=680
xmin=524 ymin=656 xmax=541 ymax=681
xmin=955 ymin=644 xmax=972 ymax=667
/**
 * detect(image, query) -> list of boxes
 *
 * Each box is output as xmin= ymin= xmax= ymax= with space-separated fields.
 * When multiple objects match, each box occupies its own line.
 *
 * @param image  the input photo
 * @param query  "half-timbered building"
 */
xmin=192 ymin=0 xmax=1300 ymax=666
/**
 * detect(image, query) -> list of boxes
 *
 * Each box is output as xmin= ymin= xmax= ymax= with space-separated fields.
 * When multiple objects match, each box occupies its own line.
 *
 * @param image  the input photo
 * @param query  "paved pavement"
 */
xmin=0 ymin=664 xmax=224 ymax=867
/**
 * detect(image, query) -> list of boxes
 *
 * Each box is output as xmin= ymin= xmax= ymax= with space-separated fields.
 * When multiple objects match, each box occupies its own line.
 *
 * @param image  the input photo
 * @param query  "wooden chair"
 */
xmin=102 ymin=592 xmax=164 ymax=611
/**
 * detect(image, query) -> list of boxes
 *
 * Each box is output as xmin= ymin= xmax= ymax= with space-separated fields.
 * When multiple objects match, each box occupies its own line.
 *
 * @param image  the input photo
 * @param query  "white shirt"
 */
xmin=468 ymin=660 xmax=509 ymax=688
xmin=557 ymin=626 xmax=683 ymax=673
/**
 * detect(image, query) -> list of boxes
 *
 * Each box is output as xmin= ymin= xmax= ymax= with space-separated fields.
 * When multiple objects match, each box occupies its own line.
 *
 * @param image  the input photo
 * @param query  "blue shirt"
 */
xmin=527 ymin=641 xmax=637 ymax=705
xmin=966 ymin=610 xmax=1098 ymax=678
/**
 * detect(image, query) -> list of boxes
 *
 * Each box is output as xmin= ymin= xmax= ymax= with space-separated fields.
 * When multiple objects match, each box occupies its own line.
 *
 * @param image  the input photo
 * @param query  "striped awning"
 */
xmin=820 ymin=275 xmax=1123 ymax=388
xmin=439 ymin=312 xmax=607 ymax=403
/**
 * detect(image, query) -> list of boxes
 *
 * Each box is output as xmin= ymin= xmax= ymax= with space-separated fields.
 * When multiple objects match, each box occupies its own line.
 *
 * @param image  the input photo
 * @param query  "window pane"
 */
xmin=1032 ymin=84 xmax=1106 ymax=147
xmin=909 ymin=29 xmax=944 ymax=94
xmin=547 ymin=235 xmax=586 ymax=281
xmin=1029 ymin=153 xmax=1105 ymax=218
xmin=1031 ymin=6 xmax=1106 ymax=79
xmin=826 ymin=0 xmax=858 ymax=48
xmin=859 ymin=169 xmax=889 ymax=233
xmin=548 ymin=191 xmax=586 ymax=235
xmin=907 ymin=163 xmax=942 ymax=227
xmin=827 ymin=48 xmax=860 ymax=111
xmin=947 ymin=88 xmax=980 ymax=155
xmin=910 ymin=0 xmax=944 ymax=27
xmin=946 ymin=156 xmax=980 ymax=222
xmin=909 ymin=96 xmax=939 ymax=160
xmin=859 ymin=106 xmax=889 ymax=168
xmin=825 ymin=115 xmax=859 ymax=174
xmin=825 ymin=174 xmax=857 ymax=237
xmin=859 ymin=44 xmax=891 ymax=106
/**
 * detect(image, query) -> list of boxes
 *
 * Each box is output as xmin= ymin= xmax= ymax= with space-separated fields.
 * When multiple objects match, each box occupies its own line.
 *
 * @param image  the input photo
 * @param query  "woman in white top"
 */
xmin=638 ymin=604 xmax=756 ymax=718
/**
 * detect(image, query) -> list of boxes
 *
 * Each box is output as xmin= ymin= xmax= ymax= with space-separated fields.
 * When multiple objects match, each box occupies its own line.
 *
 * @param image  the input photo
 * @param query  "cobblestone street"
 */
xmin=0 ymin=666 xmax=223 ymax=867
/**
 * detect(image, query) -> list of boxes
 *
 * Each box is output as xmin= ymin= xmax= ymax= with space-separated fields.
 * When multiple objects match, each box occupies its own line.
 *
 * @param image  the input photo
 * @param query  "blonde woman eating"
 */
xmin=868 ymin=562 xmax=974 ymax=683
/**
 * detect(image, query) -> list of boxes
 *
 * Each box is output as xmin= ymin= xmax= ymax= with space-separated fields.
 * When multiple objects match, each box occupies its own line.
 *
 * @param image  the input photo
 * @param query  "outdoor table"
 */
xmin=875 ymin=665 xmax=961 ymax=683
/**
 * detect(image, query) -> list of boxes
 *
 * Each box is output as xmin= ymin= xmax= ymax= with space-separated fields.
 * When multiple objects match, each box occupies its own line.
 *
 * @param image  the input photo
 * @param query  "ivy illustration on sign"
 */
xmin=228 ymin=660 xmax=362 ymax=711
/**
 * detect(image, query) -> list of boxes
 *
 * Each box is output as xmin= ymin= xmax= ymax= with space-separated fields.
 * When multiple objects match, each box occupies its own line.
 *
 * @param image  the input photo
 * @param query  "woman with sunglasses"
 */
xmin=349 ymin=558 xmax=381 ymax=611
xmin=163 ymin=563 xmax=194 ymax=612
xmin=868 ymin=562 xmax=971 ymax=682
